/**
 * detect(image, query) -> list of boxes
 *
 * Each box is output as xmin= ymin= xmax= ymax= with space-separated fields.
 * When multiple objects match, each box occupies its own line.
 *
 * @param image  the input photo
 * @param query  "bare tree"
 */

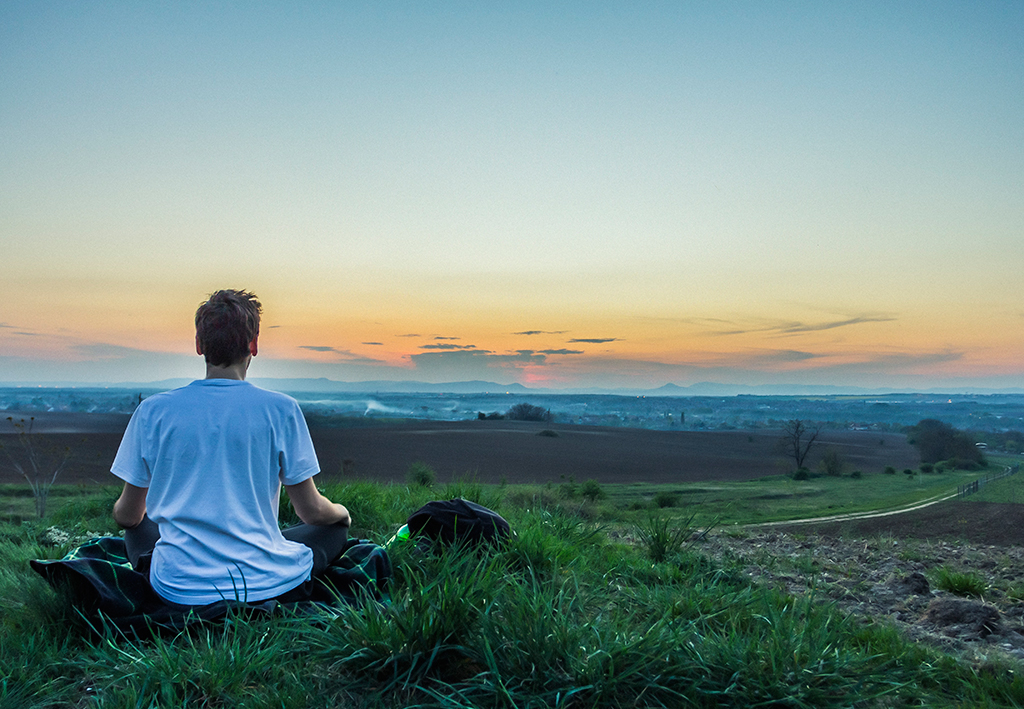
xmin=780 ymin=419 xmax=820 ymax=470
xmin=1 ymin=416 xmax=72 ymax=518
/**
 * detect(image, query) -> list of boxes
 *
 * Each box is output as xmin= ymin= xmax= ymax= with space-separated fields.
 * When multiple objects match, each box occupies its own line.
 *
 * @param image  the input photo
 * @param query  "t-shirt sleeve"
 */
xmin=278 ymin=401 xmax=320 ymax=485
xmin=110 ymin=407 xmax=153 ymax=488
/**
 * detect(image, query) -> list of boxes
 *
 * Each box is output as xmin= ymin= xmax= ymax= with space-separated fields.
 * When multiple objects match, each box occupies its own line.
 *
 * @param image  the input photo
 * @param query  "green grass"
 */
xmin=596 ymin=465 xmax=994 ymax=527
xmin=2 ymin=473 xmax=1022 ymax=707
xmin=962 ymin=456 xmax=1024 ymax=504
xmin=934 ymin=566 xmax=988 ymax=598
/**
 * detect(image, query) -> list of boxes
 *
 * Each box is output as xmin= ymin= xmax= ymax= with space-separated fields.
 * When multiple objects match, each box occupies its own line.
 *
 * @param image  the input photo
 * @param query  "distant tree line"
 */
xmin=970 ymin=429 xmax=1024 ymax=454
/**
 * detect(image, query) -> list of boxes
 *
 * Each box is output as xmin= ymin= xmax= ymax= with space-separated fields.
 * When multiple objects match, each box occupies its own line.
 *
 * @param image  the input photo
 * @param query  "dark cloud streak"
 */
xmin=714 ymin=315 xmax=895 ymax=337
xmin=419 ymin=343 xmax=479 ymax=350
xmin=781 ymin=316 xmax=896 ymax=334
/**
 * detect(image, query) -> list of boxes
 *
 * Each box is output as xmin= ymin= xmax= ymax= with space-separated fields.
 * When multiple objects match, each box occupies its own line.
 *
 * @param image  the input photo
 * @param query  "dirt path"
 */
xmin=751 ymin=490 xmax=960 ymax=527
xmin=751 ymin=466 xmax=1015 ymax=529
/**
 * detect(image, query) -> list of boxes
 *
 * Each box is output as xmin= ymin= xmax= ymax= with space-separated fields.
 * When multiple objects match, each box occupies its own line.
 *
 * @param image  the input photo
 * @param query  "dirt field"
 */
xmin=0 ymin=412 xmax=920 ymax=487
xmin=774 ymin=500 xmax=1024 ymax=546
xmin=312 ymin=420 xmax=919 ymax=484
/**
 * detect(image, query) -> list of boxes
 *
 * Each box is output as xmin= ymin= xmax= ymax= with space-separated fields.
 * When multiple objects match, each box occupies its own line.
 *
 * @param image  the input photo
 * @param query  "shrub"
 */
xmin=653 ymin=491 xmax=679 ymax=508
xmin=506 ymin=403 xmax=551 ymax=422
xmin=903 ymin=469 xmax=914 ymax=477
xmin=920 ymin=463 xmax=934 ymax=473
xmin=947 ymin=458 xmax=983 ymax=471
xmin=635 ymin=512 xmax=697 ymax=563
xmin=407 ymin=461 xmax=436 ymax=487
xmin=558 ymin=480 xmax=578 ymax=499
xmin=819 ymin=448 xmax=845 ymax=477
xmin=849 ymin=470 xmax=862 ymax=479
xmin=580 ymin=479 xmax=606 ymax=502
xmin=793 ymin=467 xmax=811 ymax=481
xmin=884 ymin=466 xmax=896 ymax=475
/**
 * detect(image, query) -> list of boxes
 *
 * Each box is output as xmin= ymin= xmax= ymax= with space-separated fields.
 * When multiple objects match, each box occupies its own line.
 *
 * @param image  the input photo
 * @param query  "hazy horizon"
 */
xmin=2 ymin=3 xmax=1022 ymax=392
xmin=2 ymin=374 xmax=1023 ymax=398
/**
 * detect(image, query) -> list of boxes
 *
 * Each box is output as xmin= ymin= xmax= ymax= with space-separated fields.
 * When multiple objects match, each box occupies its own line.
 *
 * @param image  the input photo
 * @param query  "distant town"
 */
xmin=3 ymin=385 xmax=1024 ymax=451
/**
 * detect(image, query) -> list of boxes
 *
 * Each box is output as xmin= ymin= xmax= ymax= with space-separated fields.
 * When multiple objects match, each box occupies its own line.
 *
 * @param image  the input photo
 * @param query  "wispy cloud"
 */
xmin=297 ymin=345 xmax=385 ymax=364
xmin=780 ymin=316 xmax=897 ymax=334
xmin=419 ymin=343 xmax=479 ymax=350
xmin=514 ymin=330 xmax=568 ymax=336
xmin=568 ymin=338 xmax=618 ymax=344
xmin=842 ymin=350 xmax=965 ymax=370
xmin=362 ymin=341 xmax=384 ymax=346
xmin=539 ymin=348 xmax=584 ymax=355
xmin=434 ymin=336 xmax=461 ymax=341
xmin=396 ymin=333 xmax=420 ymax=338
xmin=735 ymin=349 xmax=822 ymax=365
xmin=0 ymin=323 xmax=39 ymax=336
xmin=713 ymin=315 xmax=896 ymax=337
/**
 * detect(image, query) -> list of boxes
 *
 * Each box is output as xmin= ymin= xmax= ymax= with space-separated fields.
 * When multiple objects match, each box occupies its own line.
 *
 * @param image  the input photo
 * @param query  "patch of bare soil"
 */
xmin=311 ymin=421 xmax=918 ymax=484
xmin=701 ymin=507 xmax=1024 ymax=670
xmin=781 ymin=500 xmax=1024 ymax=547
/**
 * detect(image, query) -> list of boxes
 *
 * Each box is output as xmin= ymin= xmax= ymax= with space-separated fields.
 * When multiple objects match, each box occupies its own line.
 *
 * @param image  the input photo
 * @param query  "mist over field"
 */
xmin=3 ymin=385 xmax=1024 ymax=435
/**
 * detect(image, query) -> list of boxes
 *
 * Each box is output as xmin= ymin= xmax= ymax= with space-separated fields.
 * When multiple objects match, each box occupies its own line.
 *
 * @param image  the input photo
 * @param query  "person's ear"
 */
xmin=195 ymin=334 xmax=203 ymax=356
xmin=249 ymin=335 xmax=259 ymax=357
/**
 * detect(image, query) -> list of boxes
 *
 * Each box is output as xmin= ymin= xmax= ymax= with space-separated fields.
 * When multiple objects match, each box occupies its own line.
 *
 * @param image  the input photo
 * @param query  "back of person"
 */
xmin=111 ymin=289 xmax=351 ymax=607
xmin=113 ymin=379 xmax=318 ymax=604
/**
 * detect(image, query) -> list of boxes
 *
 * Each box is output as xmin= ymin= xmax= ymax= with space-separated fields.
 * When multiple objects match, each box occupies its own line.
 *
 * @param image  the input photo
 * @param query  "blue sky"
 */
xmin=1 ymin=2 xmax=1022 ymax=390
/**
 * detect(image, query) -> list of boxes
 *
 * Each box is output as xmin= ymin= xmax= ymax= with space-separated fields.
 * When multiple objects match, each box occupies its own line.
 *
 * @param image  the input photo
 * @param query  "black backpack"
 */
xmin=406 ymin=499 xmax=511 ymax=546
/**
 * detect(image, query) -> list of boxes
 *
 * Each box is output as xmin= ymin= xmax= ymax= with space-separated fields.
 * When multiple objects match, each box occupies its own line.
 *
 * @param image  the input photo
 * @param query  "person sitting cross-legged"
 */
xmin=111 ymin=289 xmax=351 ymax=606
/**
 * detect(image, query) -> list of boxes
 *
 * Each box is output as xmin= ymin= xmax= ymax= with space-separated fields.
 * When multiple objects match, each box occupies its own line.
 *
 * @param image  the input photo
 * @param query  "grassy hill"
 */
xmin=3 ymin=466 xmax=1024 ymax=707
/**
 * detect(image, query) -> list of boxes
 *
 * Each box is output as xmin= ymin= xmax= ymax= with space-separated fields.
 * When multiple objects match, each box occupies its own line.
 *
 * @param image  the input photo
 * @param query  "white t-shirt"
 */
xmin=111 ymin=379 xmax=320 ymax=605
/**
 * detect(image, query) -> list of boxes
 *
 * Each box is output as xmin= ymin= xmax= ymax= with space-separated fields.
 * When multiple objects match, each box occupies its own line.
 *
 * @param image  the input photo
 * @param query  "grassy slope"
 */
xmin=523 ymin=465 xmax=996 ymax=527
xmin=3 ymin=469 xmax=1024 ymax=707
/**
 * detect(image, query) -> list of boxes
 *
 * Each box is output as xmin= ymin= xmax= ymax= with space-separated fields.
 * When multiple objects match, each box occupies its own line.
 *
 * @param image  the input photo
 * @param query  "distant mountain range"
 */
xmin=2 ymin=377 xmax=1023 ymax=397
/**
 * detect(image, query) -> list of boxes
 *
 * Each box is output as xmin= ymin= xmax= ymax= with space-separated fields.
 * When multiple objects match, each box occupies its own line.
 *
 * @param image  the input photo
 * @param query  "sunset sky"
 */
xmin=2 ymin=2 xmax=1022 ymax=392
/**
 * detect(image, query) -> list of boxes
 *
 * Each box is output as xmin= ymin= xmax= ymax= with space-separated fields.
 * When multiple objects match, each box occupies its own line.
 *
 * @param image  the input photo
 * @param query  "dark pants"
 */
xmin=124 ymin=515 xmax=350 ymax=603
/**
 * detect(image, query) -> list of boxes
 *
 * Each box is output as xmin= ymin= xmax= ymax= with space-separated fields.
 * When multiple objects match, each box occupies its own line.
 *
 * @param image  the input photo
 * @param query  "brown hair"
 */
xmin=195 ymin=289 xmax=262 ymax=367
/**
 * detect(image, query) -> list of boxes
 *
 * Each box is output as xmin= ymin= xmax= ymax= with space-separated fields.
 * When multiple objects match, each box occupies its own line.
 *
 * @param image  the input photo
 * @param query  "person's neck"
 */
xmin=205 ymin=357 xmax=250 ymax=381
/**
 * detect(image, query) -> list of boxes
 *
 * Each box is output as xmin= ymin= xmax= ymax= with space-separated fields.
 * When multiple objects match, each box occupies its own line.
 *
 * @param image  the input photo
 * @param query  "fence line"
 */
xmin=957 ymin=464 xmax=1020 ymax=498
